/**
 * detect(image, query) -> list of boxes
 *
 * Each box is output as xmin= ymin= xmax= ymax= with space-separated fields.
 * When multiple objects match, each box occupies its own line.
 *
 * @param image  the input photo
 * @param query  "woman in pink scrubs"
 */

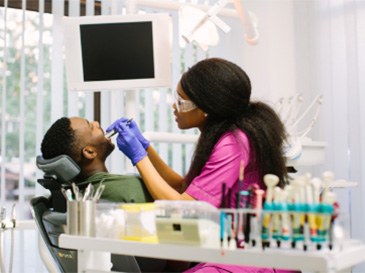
xmin=108 ymin=58 xmax=296 ymax=273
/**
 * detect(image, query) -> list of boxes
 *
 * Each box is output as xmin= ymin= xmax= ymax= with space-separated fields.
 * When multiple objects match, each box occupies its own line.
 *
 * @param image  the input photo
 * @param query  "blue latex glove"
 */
xmin=127 ymin=119 xmax=150 ymax=150
xmin=113 ymin=122 xmax=147 ymax=166
xmin=106 ymin=117 xmax=150 ymax=150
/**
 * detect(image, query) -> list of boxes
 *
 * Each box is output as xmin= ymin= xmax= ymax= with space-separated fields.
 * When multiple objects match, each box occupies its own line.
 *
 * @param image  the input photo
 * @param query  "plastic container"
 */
xmin=95 ymin=202 xmax=125 ymax=239
xmin=120 ymin=203 xmax=157 ymax=243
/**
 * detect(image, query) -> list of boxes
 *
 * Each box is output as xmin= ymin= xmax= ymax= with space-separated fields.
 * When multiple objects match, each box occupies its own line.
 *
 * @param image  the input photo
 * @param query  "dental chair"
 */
xmin=31 ymin=154 xmax=142 ymax=273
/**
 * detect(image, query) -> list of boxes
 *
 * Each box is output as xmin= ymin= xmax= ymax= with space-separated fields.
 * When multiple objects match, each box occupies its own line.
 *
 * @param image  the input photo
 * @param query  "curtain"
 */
xmin=293 ymin=2 xmax=365 ymax=272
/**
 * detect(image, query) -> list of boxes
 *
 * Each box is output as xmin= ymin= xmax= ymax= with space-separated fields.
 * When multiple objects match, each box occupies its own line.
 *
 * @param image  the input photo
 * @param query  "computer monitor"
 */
xmin=63 ymin=13 xmax=172 ymax=92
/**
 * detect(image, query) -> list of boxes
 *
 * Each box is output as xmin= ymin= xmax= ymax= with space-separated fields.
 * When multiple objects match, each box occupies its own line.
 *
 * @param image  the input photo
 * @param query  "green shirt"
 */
xmin=77 ymin=172 xmax=153 ymax=203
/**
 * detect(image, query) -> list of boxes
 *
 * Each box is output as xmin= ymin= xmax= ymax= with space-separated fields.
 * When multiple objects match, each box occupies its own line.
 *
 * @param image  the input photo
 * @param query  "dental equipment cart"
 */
xmin=59 ymin=234 xmax=365 ymax=273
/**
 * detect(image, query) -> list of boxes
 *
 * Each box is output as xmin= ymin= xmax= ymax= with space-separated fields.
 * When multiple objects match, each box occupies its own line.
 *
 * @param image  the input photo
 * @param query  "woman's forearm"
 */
xmin=146 ymin=145 xmax=184 ymax=191
xmin=136 ymin=156 xmax=194 ymax=201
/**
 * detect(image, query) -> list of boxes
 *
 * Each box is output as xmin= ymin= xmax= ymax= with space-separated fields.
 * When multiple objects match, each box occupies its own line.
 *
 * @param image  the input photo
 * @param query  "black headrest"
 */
xmin=36 ymin=155 xmax=80 ymax=183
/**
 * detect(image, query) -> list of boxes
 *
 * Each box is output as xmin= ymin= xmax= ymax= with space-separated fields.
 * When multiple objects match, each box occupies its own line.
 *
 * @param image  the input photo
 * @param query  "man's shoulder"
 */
xmin=85 ymin=172 xmax=153 ymax=203
xmin=106 ymin=173 xmax=143 ymax=184
xmin=81 ymin=172 xmax=142 ymax=185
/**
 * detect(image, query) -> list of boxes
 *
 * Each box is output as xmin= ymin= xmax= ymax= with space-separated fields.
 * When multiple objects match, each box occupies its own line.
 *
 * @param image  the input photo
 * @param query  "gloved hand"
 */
xmin=127 ymin=119 xmax=150 ymax=150
xmin=113 ymin=122 xmax=147 ymax=166
xmin=106 ymin=117 xmax=150 ymax=150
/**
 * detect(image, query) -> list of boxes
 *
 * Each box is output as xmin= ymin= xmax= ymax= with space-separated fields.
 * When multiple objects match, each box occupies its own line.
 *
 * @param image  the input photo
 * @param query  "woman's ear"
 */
xmin=81 ymin=145 xmax=97 ymax=160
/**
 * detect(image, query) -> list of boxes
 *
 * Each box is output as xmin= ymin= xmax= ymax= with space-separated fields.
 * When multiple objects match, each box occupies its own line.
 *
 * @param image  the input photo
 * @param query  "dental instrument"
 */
xmin=318 ymin=191 xmax=336 ymax=249
xmin=244 ymin=184 xmax=258 ymax=246
xmin=250 ymin=188 xmax=264 ymax=247
xmin=83 ymin=183 xmax=94 ymax=201
xmin=93 ymin=184 xmax=106 ymax=202
xmin=279 ymin=189 xmax=290 ymax=243
xmin=71 ymin=182 xmax=81 ymax=201
xmin=219 ymin=210 xmax=226 ymax=254
xmin=105 ymin=118 xmax=133 ymax=138
xmin=272 ymin=187 xmax=282 ymax=247
xmin=292 ymin=177 xmax=309 ymax=250
xmin=261 ymin=174 xmax=280 ymax=249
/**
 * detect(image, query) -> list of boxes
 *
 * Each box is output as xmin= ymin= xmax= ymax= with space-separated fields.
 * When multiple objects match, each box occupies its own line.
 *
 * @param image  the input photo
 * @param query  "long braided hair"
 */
xmin=181 ymin=58 xmax=288 ymax=188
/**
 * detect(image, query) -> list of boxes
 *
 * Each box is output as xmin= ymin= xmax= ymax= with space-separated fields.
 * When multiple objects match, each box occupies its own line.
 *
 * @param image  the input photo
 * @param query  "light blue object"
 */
xmin=220 ymin=211 xmax=226 ymax=240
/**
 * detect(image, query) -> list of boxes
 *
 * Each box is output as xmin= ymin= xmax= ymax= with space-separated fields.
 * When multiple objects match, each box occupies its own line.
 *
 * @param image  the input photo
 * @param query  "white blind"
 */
xmin=35 ymin=0 xmax=45 ymax=196
xmin=1 ymin=0 xmax=8 ymax=204
xmin=0 ymin=0 xmax=242 ymax=218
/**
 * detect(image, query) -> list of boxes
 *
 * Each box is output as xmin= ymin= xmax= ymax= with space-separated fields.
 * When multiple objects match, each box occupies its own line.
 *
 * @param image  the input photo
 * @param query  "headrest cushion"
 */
xmin=36 ymin=155 xmax=80 ymax=183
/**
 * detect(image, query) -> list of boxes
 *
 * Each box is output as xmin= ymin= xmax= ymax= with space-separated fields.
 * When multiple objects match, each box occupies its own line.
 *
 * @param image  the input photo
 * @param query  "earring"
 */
xmin=204 ymin=113 xmax=208 ymax=117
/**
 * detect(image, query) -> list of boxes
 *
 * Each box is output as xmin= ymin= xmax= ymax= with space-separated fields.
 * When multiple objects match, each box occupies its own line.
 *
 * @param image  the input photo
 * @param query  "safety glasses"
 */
xmin=174 ymin=93 xmax=197 ymax=112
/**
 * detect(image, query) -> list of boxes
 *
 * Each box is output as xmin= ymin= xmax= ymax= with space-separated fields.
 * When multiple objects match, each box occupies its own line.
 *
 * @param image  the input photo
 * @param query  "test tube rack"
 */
xmin=219 ymin=202 xmax=338 ymax=253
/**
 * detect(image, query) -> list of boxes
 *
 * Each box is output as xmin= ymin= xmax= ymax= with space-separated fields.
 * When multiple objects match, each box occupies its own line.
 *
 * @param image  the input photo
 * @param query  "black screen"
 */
xmin=80 ymin=22 xmax=155 ymax=82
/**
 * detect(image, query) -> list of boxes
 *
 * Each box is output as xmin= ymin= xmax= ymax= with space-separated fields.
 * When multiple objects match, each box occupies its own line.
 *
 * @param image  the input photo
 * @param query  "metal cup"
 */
xmin=79 ymin=200 xmax=96 ymax=237
xmin=67 ymin=200 xmax=79 ymax=235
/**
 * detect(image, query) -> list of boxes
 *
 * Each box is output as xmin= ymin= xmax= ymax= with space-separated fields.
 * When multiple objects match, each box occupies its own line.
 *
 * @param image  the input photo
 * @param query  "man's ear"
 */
xmin=81 ymin=145 xmax=97 ymax=160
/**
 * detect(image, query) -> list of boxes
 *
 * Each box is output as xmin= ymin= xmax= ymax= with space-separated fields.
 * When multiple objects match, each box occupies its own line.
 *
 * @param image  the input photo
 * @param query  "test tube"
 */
xmin=220 ymin=211 xmax=226 ymax=254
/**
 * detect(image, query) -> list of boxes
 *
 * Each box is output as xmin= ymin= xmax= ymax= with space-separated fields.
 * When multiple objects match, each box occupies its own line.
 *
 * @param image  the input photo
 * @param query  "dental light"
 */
xmin=179 ymin=0 xmax=230 ymax=51
xmin=179 ymin=0 xmax=259 ymax=50
xmin=179 ymin=5 xmax=221 ymax=51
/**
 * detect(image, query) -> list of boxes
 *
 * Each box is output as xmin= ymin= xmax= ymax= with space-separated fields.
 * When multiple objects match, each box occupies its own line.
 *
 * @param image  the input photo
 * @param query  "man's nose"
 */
xmin=172 ymin=102 xmax=177 ymax=111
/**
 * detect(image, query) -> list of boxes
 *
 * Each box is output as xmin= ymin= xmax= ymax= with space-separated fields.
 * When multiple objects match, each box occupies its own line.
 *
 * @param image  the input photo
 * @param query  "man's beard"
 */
xmin=106 ymin=141 xmax=115 ymax=157
xmin=101 ymin=141 xmax=115 ymax=161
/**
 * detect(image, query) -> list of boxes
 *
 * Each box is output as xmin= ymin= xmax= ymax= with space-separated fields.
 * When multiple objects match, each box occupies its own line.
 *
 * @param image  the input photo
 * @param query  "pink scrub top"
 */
xmin=184 ymin=130 xmax=298 ymax=273
xmin=186 ymin=130 xmax=263 ymax=208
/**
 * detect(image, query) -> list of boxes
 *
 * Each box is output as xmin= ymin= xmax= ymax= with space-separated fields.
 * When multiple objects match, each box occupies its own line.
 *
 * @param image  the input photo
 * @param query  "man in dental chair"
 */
xmin=40 ymin=116 xmax=153 ymax=203
xmin=40 ymin=116 xmax=177 ymax=272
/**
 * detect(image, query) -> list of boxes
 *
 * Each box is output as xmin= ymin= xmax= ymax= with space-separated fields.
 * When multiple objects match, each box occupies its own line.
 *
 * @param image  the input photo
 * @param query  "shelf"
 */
xmin=59 ymin=235 xmax=365 ymax=273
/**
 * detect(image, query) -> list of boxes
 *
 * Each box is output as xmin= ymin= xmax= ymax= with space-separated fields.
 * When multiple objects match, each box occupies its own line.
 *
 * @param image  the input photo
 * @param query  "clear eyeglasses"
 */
xmin=174 ymin=93 xmax=197 ymax=113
